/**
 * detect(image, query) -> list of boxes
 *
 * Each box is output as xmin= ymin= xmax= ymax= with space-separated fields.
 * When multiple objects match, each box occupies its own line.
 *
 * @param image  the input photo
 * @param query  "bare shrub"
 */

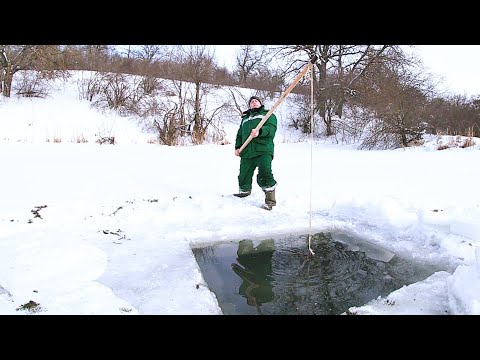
xmin=358 ymin=119 xmax=402 ymax=150
xmin=95 ymin=73 xmax=131 ymax=112
xmin=187 ymin=101 xmax=229 ymax=145
xmin=152 ymin=104 xmax=180 ymax=146
xmin=77 ymin=72 xmax=103 ymax=102
xmin=96 ymin=136 xmax=115 ymax=145
xmin=356 ymin=64 xmax=431 ymax=150
xmin=140 ymin=75 xmax=161 ymax=96
xmin=287 ymin=94 xmax=313 ymax=134
xmin=122 ymin=76 xmax=164 ymax=116
xmin=462 ymin=138 xmax=475 ymax=148
xmin=79 ymin=71 xmax=165 ymax=120
xmin=206 ymin=118 xmax=227 ymax=145
xmin=334 ymin=105 xmax=371 ymax=145
xmin=436 ymin=128 xmax=477 ymax=150
xmin=461 ymin=126 xmax=477 ymax=148
xmin=407 ymin=139 xmax=424 ymax=147
xmin=14 ymin=71 xmax=50 ymax=98
xmin=76 ymin=134 xmax=88 ymax=143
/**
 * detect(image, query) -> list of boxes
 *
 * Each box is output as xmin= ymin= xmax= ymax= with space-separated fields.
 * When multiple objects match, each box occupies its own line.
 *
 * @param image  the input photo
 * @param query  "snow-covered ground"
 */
xmin=1 ymin=72 xmax=479 ymax=315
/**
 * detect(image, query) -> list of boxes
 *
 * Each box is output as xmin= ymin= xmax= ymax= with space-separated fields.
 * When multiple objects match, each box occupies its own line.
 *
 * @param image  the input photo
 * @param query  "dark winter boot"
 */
xmin=261 ymin=189 xmax=276 ymax=210
xmin=233 ymin=190 xmax=251 ymax=198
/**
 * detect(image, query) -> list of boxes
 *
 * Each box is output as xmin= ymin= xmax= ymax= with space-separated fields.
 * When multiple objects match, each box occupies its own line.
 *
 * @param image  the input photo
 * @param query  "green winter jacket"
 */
xmin=235 ymin=105 xmax=277 ymax=159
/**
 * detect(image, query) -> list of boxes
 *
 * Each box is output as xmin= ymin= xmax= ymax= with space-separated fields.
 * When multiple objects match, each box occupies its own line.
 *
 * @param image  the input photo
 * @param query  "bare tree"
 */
xmin=233 ymin=45 xmax=268 ymax=85
xmin=177 ymin=45 xmax=218 ymax=143
xmin=132 ymin=45 xmax=166 ymax=63
xmin=226 ymin=87 xmax=250 ymax=115
xmin=82 ymin=45 xmax=115 ymax=72
xmin=356 ymin=61 xmax=434 ymax=149
xmin=272 ymin=45 xmax=409 ymax=137
xmin=0 ymin=45 xmax=68 ymax=97
xmin=425 ymin=94 xmax=480 ymax=137
xmin=1 ymin=46 xmax=35 ymax=96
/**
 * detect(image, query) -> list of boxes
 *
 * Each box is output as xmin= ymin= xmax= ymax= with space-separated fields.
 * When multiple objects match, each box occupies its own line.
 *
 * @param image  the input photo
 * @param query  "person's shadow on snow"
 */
xmin=231 ymin=239 xmax=275 ymax=314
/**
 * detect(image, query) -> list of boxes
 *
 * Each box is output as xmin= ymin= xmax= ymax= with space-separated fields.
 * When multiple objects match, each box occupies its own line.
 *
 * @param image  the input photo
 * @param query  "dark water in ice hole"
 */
xmin=192 ymin=232 xmax=441 ymax=315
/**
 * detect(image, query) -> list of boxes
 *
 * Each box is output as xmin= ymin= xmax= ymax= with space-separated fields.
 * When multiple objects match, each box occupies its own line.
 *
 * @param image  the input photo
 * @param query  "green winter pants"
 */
xmin=238 ymin=154 xmax=277 ymax=192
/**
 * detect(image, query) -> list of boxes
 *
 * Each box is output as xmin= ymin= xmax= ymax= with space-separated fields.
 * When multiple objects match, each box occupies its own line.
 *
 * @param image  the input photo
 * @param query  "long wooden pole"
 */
xmin=238 ymin=55 xmax=318 ymax=154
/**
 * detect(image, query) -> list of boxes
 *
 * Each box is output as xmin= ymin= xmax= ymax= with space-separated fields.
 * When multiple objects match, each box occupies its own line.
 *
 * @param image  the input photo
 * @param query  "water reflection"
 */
xmin=231 ymin=239 xmax=275 ymax=314
xmin=193 ymin=232 xmax=440 ymax=315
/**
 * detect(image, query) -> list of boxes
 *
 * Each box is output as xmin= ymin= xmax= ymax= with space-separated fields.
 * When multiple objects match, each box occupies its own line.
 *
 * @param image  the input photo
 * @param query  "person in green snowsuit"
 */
xmin=234 ymin=96 xmax=277 ymax=210
xmin=231 ymin=239 xmax=275 ymax=313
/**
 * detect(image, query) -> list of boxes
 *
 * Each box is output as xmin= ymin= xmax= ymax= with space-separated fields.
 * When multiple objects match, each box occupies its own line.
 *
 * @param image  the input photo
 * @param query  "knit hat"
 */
xmin=248 ymin=96 xmax=262 ymax=106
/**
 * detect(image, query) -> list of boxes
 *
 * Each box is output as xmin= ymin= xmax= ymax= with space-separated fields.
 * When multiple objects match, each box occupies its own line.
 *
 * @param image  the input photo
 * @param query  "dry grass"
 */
xmin=461 ymin=127 xmax=476 ymax=148
xmin=75 ymin=134 xmax=88 ymax=143
xmin=436 ymin=128 xmax=477 ymax=150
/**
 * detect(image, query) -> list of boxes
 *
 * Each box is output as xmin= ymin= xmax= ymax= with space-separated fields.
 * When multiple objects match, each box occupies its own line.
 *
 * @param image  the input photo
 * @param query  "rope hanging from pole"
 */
xmin=235 ymin=54 xmax=319 ymax=255
xmin=307 ymin=64 xmax=315 ymax=256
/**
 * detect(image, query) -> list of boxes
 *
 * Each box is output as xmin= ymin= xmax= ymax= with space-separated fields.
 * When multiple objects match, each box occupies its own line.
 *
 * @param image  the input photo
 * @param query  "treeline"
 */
xmin=1 ymin=45 xmax=479 ymax=148
xmin=60 ymin=45 xmax=283 ymax=93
